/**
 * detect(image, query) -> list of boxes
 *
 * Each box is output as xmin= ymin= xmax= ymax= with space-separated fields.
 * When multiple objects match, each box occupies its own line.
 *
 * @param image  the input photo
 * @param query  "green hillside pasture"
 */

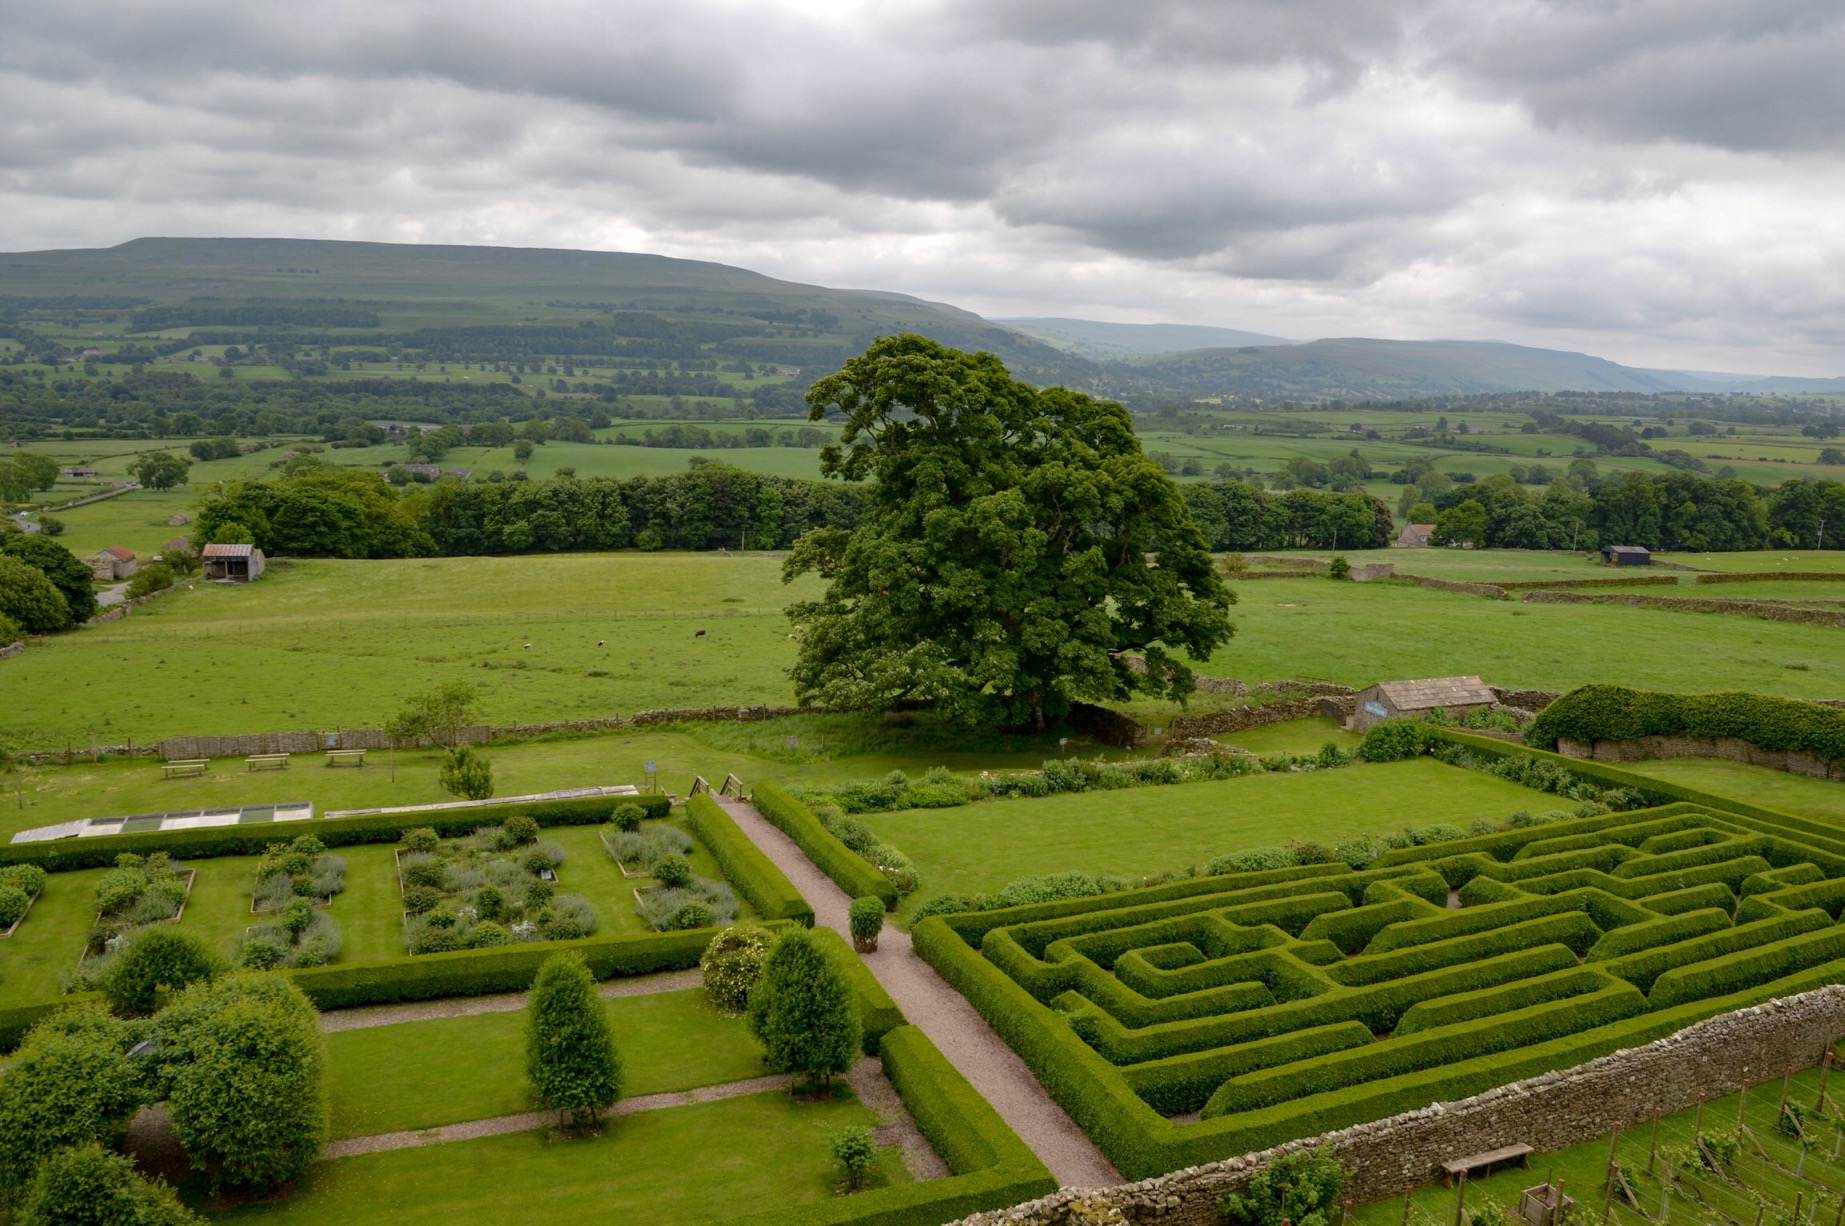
xmin=1621 ymin=759 xmax=1845 ymax=823
xmin=1 ymin=553 xmax=824 ymax=744
xmin=1243 ymin=547 xmax=1637 ymax=582
xmin=856 ymin=758 xmax=1548 ymax=908
xmin=216 ymin=1091 xmax=899 ymax=1224
xmin=323 ymin=987 xmax=765 ymax=1138
xmin=0 ymin=818 xmax=737 ymax=1010
xmin=32 ymin=487 xmax=196 ymax=558
xmin=1663 ymin=551 xmax=1845 ymax=573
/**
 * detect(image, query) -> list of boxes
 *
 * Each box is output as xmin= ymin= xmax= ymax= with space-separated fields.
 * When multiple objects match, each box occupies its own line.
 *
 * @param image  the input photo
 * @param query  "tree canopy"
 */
xmin=0 ymin=537 xmax=96 ymax=624
xmin=784 ymin=335 xmax=1233 ymax=729
xmin=127 ymin=452 xmax=190 ymax=491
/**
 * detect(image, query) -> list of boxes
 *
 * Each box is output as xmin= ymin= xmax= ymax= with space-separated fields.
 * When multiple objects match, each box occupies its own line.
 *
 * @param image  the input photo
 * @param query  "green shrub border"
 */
xmin=0 ymin=793 xmax=672 ymax=871
xmin=1524 ymin=684 xmax=1845 ymax=764
xmin=753 ymin=781 xmax=899 ymax=909
xmin=685 ymin=793 xmax=815 ymax=926
xmin=723 ymin=1025 xmax=1056 ymax=1226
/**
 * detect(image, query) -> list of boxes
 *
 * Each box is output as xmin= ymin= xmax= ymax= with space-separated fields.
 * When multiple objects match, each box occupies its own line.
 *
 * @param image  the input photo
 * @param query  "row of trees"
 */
xmin=1424 ymin=472 xmax=1845 ymax=552
xmin=193 ymin=464 xmax=870 ymax=558
xmin=1182 ymin=483 xmax=1395 ymax=551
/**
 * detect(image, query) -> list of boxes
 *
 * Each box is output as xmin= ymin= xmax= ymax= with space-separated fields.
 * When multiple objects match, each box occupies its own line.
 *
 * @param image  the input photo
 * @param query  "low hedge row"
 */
xmin=1326 ymin=912 xmax=1602 ymax=986
xmin=809 ymin=925 xmax=905 ymax=1053
xmin=1299 ymin=897 xmax=1440 ymax=955
xmin=1648 ymin=923 xmax=1845 ymax=1007
xmin=1585 ymin=907 xmax=1733 ymax=961
xmin=1121 ymin=1020 xmax=1376 ymax=1116
xmin=1201 ymin=980 xmax=1646 ymax=1117
xmin=751 ymin=782 xmax=898 ymax=909
xmin=725 ymin=1025 xmax=1056 ymax=1226
xmin=1395 ymin=966 xmax=1611 ymax=1034
xmin=1603 ymin=908 xmax=1834 ymax=993
xmin=0 ymin=792 xmax=672 ymax=870
xmin=1638 ymin=882 xmax=1738 ymax=916
xmin=1525 ymin=684 xmax=1845 ymax=763
xmin=684 ymin=793 xmax=815 ymax=926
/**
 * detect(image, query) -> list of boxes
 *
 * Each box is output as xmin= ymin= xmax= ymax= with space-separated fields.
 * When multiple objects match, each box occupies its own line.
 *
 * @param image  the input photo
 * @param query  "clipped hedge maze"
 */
xmin=915 ymin=802 xmax=1845 ymax=1179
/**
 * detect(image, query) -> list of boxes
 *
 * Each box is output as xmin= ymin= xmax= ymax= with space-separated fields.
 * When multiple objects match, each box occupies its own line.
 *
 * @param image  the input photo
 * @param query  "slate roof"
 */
xmin=1373 ymin=675 xmax=1497 ymax=711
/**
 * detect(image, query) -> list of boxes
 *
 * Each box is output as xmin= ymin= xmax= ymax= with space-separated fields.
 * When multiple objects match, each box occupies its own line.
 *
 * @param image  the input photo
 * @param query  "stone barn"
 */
xmin=1396 ymin=523 xmax=1434 ymax=547
xmin=1352 ymin=675 xmax=1497 ymax=731
xmin=89 ymin=546 xmax=137 ymax=581
xmin=201 ymin=542 xmax=266 ymax=582
xmin=1601 ymin=544 xmax=1652 ymax=566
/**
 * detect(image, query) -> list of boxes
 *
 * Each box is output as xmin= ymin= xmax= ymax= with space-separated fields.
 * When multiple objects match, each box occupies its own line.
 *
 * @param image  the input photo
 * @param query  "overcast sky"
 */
xmin=3 ymin=0 xmax=1842 ymax=375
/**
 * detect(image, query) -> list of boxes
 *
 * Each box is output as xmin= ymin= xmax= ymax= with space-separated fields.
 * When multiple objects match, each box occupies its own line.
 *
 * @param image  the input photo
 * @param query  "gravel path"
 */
xmin=319 ymin=969 xmax=704 ymax=1032
xmin=715 ymin=797 xmax=1122 ymax=1188
xmin=321 ymin=1073 xmax=794 ymax=1159
xmin=848 ymin=1054 xmax=952 ymax=1181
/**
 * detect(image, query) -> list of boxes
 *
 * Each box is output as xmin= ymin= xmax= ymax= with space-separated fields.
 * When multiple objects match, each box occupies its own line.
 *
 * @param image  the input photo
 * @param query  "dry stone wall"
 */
xmin=1557 ymin=734 xmax=1845 ymax=781
xmin=955 ymin=987 xmax=1845 ymax=1226
xmin=1520 ymin=589 xmax=1845 ymax=627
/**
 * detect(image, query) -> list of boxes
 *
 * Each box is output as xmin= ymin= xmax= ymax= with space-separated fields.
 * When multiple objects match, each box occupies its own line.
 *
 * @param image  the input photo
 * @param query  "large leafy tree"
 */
xmin=127 ymin=452 xmax=190 ymax=491
xmin=784 ymin=335 xmax=1233 ymax=729
xmin=2 ymin=536 xmax=99 ymax=623
xmin=0 ymin=555 xmax=70 ymax=634
xmin=0 ymin=1009 xmax=144 ymax=1202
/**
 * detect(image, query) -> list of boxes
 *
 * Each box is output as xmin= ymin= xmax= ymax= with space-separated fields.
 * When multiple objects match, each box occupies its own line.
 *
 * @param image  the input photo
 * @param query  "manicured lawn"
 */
xmin=1620 ymin=758 xmax=1845 ymax=823
xmin=1210 ymin=717 xmax=1365 ymax=756
xmin=217 ymin=1090 xmax=901 ymax=1224
xmin=0 ymin=863 xmax=104 ymax=1005
xmin=856 ymin=758 xmax=1552 ymax=911
xmin=323 ymin=988 xmax=767 ymax=1138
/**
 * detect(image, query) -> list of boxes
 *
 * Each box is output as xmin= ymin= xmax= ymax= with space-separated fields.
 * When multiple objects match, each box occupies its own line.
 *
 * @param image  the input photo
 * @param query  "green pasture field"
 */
xmin=1235 ymin=547 xmax=1643 ymax=582
xmin=917 ymin=801 xmax=1845 ymax=1177
xmin=856 ymin=758 xmax=1550 ymax=910
xmin=217 ymin=1089 xmax=901 ymax=1224
xmin=324 ymin=987 xmax=766 ymax=1138
xmin=0 ymin=815 xmax=740 ymax=1010
xmin=1353 ymin=1064 xmax=1845 ymax=1225
xmin=1654 ymin=578 xmax=1845 ymax=602
xmin=31 ymin=487 xmax=196 ymax=558
xmin=1662 ymin=551 xmax=1845 ymax=572
xmin=1621 ymin=759 xmax=1845 ymax=823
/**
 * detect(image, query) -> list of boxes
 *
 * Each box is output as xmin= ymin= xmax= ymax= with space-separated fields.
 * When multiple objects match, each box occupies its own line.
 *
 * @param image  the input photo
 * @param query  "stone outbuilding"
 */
xmin=201 ymin=542 xmax=265 ymax=582
xmin=1601 ymin=544 xmax=1652 ymax=567
xmin=1396 ymin=523 xmax=1435 ymax=547
xmin=1352 ymin=675 xmax=1497 ymax=731
xmin=89 ymin=546 xmax=137 ymax=581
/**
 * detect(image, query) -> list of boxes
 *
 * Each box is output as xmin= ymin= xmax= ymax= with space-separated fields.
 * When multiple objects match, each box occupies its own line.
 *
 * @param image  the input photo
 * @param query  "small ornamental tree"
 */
xmin=847 ymin=896 xmax=884 ymax=953
xmin=439 ymin=746 xmax=494 ymax=800
xmin=0 ymin=1009 xmax=143 ymax=1203
xmin=153 ymin=973 xmax=327 ymax=1192
xmin=828 ymin=1125 xmax=878 ymax=1192
xmin=747 ymin=929 xmax=861 ymax=1091
xmin=525 ymin=952 xmax=623 ymax=1132
xmin=18 ymin=1143 xmax=204 ymax=1226
xmin=700 ymin=926 xmax=772 ymax=1013
xmin=1216 ymin=1146 xmax=1348 ymax=1226
xmin=96 ymin=929 xmax=223 ymax=1016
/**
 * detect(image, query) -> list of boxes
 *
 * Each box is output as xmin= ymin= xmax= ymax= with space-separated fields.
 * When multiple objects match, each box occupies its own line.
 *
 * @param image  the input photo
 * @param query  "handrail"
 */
xmin=720 ymin=773 xmax=746 ymax=799
xmin=689 ymin=775 xmax=712 ymax=796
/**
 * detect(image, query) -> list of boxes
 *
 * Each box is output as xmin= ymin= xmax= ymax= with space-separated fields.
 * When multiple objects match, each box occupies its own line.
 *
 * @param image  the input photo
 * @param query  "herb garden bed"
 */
xmin=392 ymin=818 xmax=596 ymax=954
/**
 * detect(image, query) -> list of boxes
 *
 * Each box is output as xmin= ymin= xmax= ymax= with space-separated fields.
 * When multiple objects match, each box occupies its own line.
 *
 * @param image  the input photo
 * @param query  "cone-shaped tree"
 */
xmin=747 ymin=929 xmax=861 ymax=1091
xmin=525 ymin=952 xmax=623 ymax=1131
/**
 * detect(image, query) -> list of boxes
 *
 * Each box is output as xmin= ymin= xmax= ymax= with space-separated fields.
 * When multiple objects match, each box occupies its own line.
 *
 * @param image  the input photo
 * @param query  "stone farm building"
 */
xmin=1352 ymin=675 xmax=1497 ymax=731
xmin=89 ymin=546 xmax=137 ymax=581
xmin=1396 ymin=523 xmax=1435 ymax=547
xmin=201 ymin=542 xmax=265 ymax=582
xmin=1602 ymin=544 xmax=1652 ymax=566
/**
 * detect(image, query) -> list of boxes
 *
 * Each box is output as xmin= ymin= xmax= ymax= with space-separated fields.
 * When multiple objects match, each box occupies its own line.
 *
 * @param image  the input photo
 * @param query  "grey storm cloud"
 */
xmin=0 ymin=0 xmax=1842 ymax=373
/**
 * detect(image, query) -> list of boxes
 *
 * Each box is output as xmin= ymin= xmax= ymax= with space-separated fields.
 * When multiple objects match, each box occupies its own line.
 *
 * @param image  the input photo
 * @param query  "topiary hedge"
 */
xmin=0 ymin=792 xmax=672 ymax=871
xmin=683 ymin=793 xmax=815 ymax=926
xmin=1525 ymin=684 xmax=1845 ymax=762
xmin=751 ymin=782 xmax=898 ymax=909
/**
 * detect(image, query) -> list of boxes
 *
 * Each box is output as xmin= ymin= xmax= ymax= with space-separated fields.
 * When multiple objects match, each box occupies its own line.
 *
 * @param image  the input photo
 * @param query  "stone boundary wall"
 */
xmin=1696 ymin=571 xmax=1845 ymax=584
xmin=1349 ymin=563 xmax=1395 ymax=581
xmin=1520 ymin=589 xmax=1845 ymax=627
xmin=954 ymin=987 xmax=1845 ymax=1226
xmin=1489 ymin=686 xmax=1560 ymax=713
xmin=1167 ymin=694 xmax=1350 ymax=741
xmin=1392 ymin=573 xmax=1508 ymax=599
xmin=1225 ymin=570 xmax=1320 ymax=580
xmin=85 ymin=578 xmax=196 ymax=626
xmin=1556 ymin=734 xmax=1845 ymax=781
xmin=0 ymin=639 xmax=21 ymax=661
xmin=1496 ymin=575 xmax=1681 ymax=592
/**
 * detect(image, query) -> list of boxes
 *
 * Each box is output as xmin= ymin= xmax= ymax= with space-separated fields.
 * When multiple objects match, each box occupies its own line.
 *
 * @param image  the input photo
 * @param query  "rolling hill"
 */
xmin=997 ymin=317 xmax=1294 ymax=360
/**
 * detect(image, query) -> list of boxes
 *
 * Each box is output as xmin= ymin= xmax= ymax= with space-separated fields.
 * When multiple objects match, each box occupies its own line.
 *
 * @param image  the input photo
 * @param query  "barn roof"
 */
xmin=1602 ymin=544 xmax=1651 ymax=556
xmin=201 ymin=543 xmax=254 ymax=558
xmin=1373 ymin=675 xmax=1497 ymax=711
xmin=96 ymin=545 xmax=135 ymax=561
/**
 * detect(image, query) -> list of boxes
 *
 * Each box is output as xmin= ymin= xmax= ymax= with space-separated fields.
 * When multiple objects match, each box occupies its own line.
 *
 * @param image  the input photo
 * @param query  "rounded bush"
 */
xmin=474 ymin=884 xmax=504 ymax=920
xmin=0 ymin=863 xmax=47 ymax=897
xmin=504 ymin=814 xmax=539 ymax=845
xmin=700 ymin=926 xmax=772 ymax=1013
xmin=96 ymin=928 xmax=224 ymax=1015
xmin=848 ymin=895 xmax=886 ymax=941
xmin=652 ymin=855 xmax=692 ymax=889
xmin=467 ymin=921 xmax=510 ymax=948
xmin=400 ymin=858 xmax=445 ymax=890
xmin=668 ymin=901 xmax=714 ymax=930
xmin=612 ymin=803 xmax=646 ymax=832
xmin=401 ymin=827 xmax=440 ymax=854
xmin=0 ymin=884 xmax=30 ymax=930
xmin=402 ymin=884 xmax=440 ymax=914
xmin=238 ymin=938 xmax=286 ymax=970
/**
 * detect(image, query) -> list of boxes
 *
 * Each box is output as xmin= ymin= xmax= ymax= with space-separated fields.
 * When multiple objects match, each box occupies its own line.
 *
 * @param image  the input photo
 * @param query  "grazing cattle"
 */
xmin=694 ymin=629 xmax=707 ymax=638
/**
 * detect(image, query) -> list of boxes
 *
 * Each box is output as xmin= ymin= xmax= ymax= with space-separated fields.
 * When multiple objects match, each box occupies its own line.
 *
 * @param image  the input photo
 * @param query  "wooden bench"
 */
xmin=162 ymin=760 xmax=208 ymax=779
xmin=1441 ymin=1143 xmax=1532 ymax=1185
xmin=246 ymin=754 xmax=289 ymax=772
xmin=325 ymin=749 xmax=367 ymax=768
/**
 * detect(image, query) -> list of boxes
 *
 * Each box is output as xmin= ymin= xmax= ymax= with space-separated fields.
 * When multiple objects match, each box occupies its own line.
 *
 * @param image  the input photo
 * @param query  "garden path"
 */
xmin=318 ymin=968 xmax=704 ymax=1032
xmin=714 ymin=796 xmax=1123 ymax=1188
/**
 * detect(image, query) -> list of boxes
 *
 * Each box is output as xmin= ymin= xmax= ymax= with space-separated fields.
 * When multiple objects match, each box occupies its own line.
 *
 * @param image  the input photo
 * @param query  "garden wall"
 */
xmin=1489 ymin=686 xmax=1560 ymax=713
xmin=1556 ymin=735 xmax=1845 ymax=781
xmin=1392 ymin=574 xmax=1508 ymax=599
xmin=0 ymin=639 xmax=21 ymax=660
xmin=1166 ymin=696 xmax=1336 ymax=740
xmin=954 ymin=986 xmax=1845 ymax=1226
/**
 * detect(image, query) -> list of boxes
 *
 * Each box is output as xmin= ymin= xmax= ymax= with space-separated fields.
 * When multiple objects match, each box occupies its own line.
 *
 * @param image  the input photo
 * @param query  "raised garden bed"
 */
xmin=251 ymin=833 xmax=348 ymax=914
xmin=0 ymin=864 xmax=46 ymax=939
xmin=394 ymin=820 xmax=597 ymax=954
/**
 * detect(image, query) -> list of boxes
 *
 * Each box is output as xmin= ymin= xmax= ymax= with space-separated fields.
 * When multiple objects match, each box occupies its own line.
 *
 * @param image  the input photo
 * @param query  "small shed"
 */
xmin=1397 ymin=523 xmax=1435 ymax=547
xmin=201 ymin=542 xmax=265 ymax=582
xmin=1601 ymin=545 xmax=1651 ymax=567
xmin=1352 ymin=675 xmax=1497 ymax=731
xmin=89 ymin=546 xmax=137 ymax=581
xmin=62 ymin=467 xmax=99 ymax=478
